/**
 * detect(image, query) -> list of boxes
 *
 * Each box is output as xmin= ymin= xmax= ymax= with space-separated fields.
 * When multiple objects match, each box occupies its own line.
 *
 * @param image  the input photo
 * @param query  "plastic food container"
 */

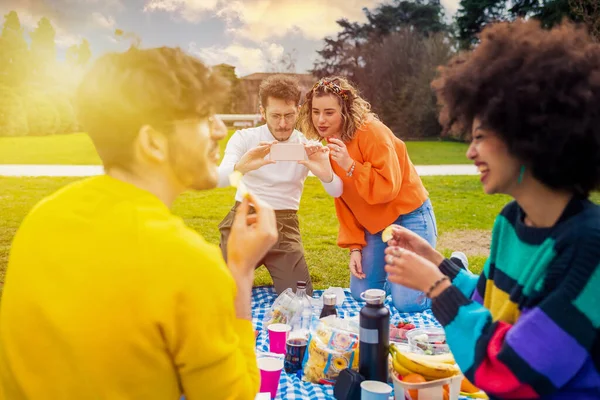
xmin=392 ymin=372 xmax=462 ymax=400
xmin=406 ymin=327 xmax=449 ymax=355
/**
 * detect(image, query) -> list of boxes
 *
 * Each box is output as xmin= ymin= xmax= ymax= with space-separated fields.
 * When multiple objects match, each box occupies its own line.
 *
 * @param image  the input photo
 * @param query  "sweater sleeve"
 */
xmin=351 ymin=121 xmax=403 ymax=205
xmin=432 ymin=234 xmax=600 ymax=399
xmin=321 ymin=172 xmax=343 ymax=198
xmin=439 ymin=258 xmax=486 ymax=303
xmin=334 ymin=196 xmax=366 ymax=250
xmin=165 ymin=242 xmax=259 ymax=400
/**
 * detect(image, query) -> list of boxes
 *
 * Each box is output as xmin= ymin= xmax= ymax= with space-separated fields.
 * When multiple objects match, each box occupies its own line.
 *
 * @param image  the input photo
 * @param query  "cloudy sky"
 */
xmin=1 ymin=0 xmax=461 ymax=76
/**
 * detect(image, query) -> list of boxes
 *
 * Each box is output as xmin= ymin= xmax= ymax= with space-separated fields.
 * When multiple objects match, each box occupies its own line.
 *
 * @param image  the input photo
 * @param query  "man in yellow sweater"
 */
xmin=0 ymin=47 xmax=278 ymax=399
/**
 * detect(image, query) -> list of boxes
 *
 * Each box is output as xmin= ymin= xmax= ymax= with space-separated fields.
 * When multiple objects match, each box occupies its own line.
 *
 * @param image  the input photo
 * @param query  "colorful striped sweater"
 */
xmin=432 ymin=197 xmax=600 ymax=399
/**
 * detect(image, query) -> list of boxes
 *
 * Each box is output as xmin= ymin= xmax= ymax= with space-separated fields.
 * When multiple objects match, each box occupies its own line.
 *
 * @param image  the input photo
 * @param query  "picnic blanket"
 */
xmin=251 ymin=286 xmax=467 ymax=400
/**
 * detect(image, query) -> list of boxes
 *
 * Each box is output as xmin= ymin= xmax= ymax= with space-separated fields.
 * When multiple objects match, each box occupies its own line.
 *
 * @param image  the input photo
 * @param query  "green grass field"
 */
xmin=0 ymin=175 xmax=513 ymax=290
xmin=0 ymin=132 xmax=471 ymax=165
xmin=1 ymin=175 xmax=598 ymax=299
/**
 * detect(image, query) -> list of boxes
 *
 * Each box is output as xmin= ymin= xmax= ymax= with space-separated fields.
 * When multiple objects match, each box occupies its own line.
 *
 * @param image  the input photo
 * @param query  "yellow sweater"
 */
xmin=0 ymin=176 xmax=259 ymax=400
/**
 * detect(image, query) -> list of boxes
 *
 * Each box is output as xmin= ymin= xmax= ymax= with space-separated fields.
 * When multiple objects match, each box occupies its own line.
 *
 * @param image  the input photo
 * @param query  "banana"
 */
xmin=405 ymin=351 xmax=456 ymax=365
xmin=392 ymin=357 xmax=413 ymax=377
xmin=393 ymin=348 xmax=460 ymax=379
xmin=460 ymin=391 xmax=489 ymax=399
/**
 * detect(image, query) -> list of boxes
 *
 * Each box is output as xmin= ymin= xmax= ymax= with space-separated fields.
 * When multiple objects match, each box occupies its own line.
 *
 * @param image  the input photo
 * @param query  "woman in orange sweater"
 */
xmin=298 ymin=77 xmax=437 ymax=312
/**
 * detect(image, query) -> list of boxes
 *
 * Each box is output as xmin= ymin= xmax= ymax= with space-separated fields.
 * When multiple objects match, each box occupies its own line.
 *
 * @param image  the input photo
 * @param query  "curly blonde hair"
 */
xmin=297 ymin=76 xmax=376 ymax=142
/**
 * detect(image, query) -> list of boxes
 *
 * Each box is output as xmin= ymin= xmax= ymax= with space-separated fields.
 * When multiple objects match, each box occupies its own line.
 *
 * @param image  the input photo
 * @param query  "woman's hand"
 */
xmin=349 ymin=250 xmax=366 ymax=279
xmin=299 ymin=144 xmax=333 ymax=182
xmin=327 ymin=138 xmax=354 ymax=172
xmin=384 ymin=246 xmax=450 ymax=298
xmin=387 ymin=225 xmax=444 ymax=266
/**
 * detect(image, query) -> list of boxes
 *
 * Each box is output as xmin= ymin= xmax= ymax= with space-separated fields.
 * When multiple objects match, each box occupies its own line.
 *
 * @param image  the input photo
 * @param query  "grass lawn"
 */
xmin=0 ymin=132 xmax=471 ymax=166
xmin=2 ymin=175 xmax=597 ymax=298
xmin=0 ymin=175 xmax=517 ymax=293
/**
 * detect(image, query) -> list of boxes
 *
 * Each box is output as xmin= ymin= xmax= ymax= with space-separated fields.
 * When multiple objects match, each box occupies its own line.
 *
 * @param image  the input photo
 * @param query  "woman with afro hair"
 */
xmin=383 ymin=19 xmax=600 ymax=399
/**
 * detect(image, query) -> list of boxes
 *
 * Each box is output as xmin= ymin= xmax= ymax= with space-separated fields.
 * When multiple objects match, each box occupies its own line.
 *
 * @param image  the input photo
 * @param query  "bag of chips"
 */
xmin=303 ymin=316 xmax=360 ymax=385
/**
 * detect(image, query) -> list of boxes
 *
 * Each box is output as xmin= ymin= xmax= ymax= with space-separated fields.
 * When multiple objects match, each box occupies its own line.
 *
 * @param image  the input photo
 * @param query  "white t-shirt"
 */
xmin=218 ymin=124 xmax=343 ymax=210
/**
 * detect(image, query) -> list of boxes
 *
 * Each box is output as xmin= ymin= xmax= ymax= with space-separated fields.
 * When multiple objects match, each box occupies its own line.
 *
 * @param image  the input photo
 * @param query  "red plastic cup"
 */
xmin=258 ymin=356 xmax=284 ymax=399
xmin=268 ymin=323 xmax=291 ymax=355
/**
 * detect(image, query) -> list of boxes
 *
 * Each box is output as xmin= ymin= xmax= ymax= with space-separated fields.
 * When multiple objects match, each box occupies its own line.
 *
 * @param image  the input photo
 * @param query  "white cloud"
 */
xmin=188 ymin=41 xmax=285 ymax=76
xmin=145 ymin=0 xmax=463 ymax=43
xmin=55 ymin=34 xmax=81 ymax=48
xmin=143 ymin=0 xmax=220 ymax=21
xmin=441 ymin=0 xmax=461 ymax=17
xmin=143 ymin=0 xmax=379 ymax=41
xmin=91 ymin=12 xmax=116 ymax=30
xmin=221 ymin=0 xmax=378 ymax=41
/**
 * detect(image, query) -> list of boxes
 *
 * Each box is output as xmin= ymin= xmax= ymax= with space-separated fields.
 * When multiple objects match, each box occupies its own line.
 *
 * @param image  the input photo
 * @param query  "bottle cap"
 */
xmin=323 ymin=293 xmax=337 ymax=306
xmin=361 ymin=289 xmax=386 ymax=305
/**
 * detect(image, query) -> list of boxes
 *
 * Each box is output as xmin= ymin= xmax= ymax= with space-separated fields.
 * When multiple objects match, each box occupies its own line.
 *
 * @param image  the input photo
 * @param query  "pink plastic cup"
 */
xmin=268 ymin=323 xmax=291 ymax=355
xmin=258 ymin=356 xmax=284 ymax=399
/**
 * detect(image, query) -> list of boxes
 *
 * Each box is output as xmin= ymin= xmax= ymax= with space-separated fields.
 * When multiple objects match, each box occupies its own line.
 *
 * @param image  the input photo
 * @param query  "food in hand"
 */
xmin=390 ymin=344 xmax=460 ymax=380
xmin=381 ymin=225 xmax=394 ymax=242
xmin=228 ymin=171 xmax=249 ymax=197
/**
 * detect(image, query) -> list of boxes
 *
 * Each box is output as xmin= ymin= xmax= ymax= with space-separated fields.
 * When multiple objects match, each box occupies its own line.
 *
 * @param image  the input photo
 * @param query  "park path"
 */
xmin=0 ymin=164 xmax=478 ymax=177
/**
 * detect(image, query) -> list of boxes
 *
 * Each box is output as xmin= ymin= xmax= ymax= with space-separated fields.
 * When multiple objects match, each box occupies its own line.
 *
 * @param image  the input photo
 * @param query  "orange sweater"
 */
xmin=332 ymin=117 xmax=429 ymax=250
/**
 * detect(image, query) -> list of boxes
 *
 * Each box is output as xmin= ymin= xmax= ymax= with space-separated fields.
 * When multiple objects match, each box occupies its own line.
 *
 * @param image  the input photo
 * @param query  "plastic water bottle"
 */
xmin=359 ymin=289 xmax=390 ymax=383
xmin=291 ymin=281 xmax=313 ymax=337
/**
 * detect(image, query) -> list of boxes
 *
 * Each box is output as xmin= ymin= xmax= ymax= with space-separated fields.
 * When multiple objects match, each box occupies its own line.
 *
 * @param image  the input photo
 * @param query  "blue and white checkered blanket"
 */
xmin=252 ymin=286 xmax=448 ymax=400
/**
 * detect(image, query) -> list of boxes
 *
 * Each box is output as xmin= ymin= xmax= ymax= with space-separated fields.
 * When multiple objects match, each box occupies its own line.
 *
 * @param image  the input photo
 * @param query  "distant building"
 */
xmin=238 ymin=72 xmax=316 ymax=114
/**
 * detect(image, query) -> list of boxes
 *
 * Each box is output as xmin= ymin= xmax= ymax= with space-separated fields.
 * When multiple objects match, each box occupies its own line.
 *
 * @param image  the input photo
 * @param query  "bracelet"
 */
xmin=425 ymin=276 xmax=449 ymax=298
xmin=346 ymin=160 xmax=356 ymax=177
xmin=350 ymin=248 xmax=362 ymax=254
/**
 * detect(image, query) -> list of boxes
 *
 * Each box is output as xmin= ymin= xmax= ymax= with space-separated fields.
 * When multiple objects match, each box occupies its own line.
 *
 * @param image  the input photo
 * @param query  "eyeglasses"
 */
xmin=268 ymin=113 xmax=297 ymax=123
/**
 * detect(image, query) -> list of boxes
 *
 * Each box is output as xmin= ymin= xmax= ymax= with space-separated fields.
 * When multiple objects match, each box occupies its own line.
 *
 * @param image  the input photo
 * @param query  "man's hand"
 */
xmin=387 ymin=225 xmax=443 ymax=266
xmin=234 ymin=141 xmax=276 ymax=175
xmin=298 ymin=143 xmax=333 ymax=182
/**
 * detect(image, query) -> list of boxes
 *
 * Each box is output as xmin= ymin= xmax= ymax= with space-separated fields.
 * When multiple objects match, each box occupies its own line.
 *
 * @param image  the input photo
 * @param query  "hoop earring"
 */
xmin=518 ymin=165 xmax=525 ymax=184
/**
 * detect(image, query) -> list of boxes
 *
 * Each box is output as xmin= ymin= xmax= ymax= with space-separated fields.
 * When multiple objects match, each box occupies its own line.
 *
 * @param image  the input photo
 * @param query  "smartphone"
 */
xmin=269 ymin=143 xmax=306 ymax=161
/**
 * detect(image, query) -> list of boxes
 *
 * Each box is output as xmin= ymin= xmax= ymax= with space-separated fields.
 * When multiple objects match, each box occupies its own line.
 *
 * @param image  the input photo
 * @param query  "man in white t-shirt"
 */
xmin=218 ymin=75 xmax=342 ymax=295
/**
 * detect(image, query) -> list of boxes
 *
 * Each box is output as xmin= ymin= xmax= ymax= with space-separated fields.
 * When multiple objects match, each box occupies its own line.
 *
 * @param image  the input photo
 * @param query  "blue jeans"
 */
xmin=350 ymin=199 xmax=438 ymax=312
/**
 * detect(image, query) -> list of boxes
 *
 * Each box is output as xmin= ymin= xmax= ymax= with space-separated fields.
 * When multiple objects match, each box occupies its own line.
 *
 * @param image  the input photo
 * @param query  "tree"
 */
xmin=364 ymin=0 xmax=447 ymax=38
xmin=78 ymin=39 xmax=91 ymax=65
xmin=355 ymin=30 xmax=453 ymax=138
xmin=0 ymin=11 xmax=30 ymax=86
xmin=66 ymin=44 xmax=79 ymax=66
xmin=213 ymin=64 xmax=247 ymax=114
xmin=312 ymin=0 xmax=448 ymax=78
xmin=23 ymin=90 xmax=61 ymax=136
xmin=456 ymin=0 xmax=509 ymax=48
xmin=0 ymin=85 xmax=28 ymax=136
xmin=30 ymin=17 xmax=56 ymax=76
xmin=569 ymin=0 xmax=600 ymax=40
xmin=66 ymin=39 xmax=92 ymax=67
xmin=455 ymin=0 xmax=584 ymax=49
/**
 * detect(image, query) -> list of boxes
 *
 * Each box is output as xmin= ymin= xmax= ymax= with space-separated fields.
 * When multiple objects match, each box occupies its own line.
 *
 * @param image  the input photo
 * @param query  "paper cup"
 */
xmin=268 ymin=323 xmax=291 ymax=355
xmin=361 ymin=380 xmax=393 ymax=400
xmin=258 ymin=356 xmax=284 ymax=399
